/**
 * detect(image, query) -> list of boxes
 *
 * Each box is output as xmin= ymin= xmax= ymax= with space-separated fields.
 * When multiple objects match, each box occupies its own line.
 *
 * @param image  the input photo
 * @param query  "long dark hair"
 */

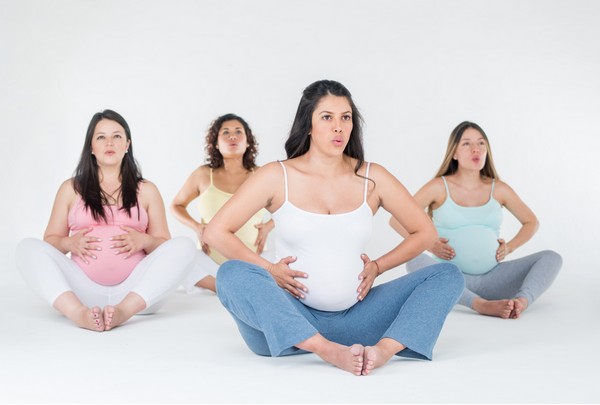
xmin=73 ymin=109 xmax=143 ymax=223
xmin=205 ymin=113 xmax=258 ymax=170
xmin=285 ymin=80 xmax=365 ymax=176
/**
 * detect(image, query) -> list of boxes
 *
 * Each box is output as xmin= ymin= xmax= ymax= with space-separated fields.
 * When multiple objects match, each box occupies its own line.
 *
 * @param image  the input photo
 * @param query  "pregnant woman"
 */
xmin=16 ymin=109 xmax=195 ymax=331
xmin=203 ymin=80 xmax=464 ymax=376
xmin=390 ymin=121 xmax=562 ymax=319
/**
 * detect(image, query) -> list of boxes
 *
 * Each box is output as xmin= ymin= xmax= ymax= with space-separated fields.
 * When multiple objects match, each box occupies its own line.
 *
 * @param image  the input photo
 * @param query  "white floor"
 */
xmin=1 ymin=256 xmax=599 ymax=404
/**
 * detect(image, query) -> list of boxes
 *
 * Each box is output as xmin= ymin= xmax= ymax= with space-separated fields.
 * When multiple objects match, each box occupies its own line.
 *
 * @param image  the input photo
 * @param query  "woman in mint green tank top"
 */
xmin=391 ymin=121 xmax=561 ymax=319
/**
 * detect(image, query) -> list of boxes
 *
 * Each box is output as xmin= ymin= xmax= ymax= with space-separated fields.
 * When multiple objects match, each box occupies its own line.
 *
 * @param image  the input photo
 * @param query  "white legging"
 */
xmin=182 ymin=248 xmax=275 ymax=293
xmin=16 ymin=237 xmax=196 ymax=314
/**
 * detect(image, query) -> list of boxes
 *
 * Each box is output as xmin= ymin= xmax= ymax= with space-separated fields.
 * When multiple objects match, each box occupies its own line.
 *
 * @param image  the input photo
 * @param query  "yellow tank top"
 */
xmin=197 ymin=168 xmax=266 ymax=264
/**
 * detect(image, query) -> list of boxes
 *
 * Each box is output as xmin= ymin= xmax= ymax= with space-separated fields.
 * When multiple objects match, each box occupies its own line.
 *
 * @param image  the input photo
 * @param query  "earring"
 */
xmin=125 ymin=150 xmax=128 ymax=154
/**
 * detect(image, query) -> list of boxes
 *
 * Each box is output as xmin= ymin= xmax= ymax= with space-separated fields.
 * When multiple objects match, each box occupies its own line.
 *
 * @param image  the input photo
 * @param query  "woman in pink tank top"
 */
xmin=16 ymin=110 xmax=195 ymax=332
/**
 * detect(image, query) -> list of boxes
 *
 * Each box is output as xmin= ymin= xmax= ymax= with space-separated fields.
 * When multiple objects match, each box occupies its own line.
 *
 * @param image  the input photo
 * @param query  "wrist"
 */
xmin=372 ymin=260 xmax=382 ymax=275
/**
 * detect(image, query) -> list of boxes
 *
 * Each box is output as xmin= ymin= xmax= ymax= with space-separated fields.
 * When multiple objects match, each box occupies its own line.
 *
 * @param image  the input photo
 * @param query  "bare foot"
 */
xmin=73 ymin=306 xmax=104 ymax=332
xmin=318 ymin=343 xmax=365 ymax=376
xmin=510 ymin=297 xmax=529 ymax=319
xmin=472 ymin=298 xmax=514 ymax=319
xmin=362 ymin=339 xmax=400 ymax=376
xmin=103 ymin=305 xmax=138 ymax=331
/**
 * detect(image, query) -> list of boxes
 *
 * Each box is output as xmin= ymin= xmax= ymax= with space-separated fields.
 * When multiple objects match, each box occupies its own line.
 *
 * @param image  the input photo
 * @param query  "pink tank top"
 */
xmin=68 ymin=190 xmax=149 ymax=286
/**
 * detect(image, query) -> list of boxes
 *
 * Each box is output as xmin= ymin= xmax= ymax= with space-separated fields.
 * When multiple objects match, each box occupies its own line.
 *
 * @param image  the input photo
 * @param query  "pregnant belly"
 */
xmin=296 ymin=256 xmax=361 ymax=312
xmin=71 ymin=226 xmax=146 ymax=285
xmin=440 ymin=226 xmax=499 ymax=275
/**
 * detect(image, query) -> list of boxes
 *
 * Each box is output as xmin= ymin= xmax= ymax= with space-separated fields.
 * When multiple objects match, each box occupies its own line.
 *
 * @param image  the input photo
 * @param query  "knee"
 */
xmin=216 ymin=260 xmax=249 ymax=291
xmin=435 ymin=263 xmax=465 ymax=292
xmin=540 ymin=250 xmax=563 ymax=271
xmin=15 ymin=238 xmax=44 ymax=264
xmin=165 ymin=237 xmax=196 ymax=260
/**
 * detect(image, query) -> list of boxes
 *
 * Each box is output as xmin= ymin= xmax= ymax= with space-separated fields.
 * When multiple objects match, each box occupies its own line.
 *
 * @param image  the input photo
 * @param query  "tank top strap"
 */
xmin=441 ymin=176 xmax=451 ymax=198
xmin=363 ymin=162 xmax=371 ymax=202
xmin=209 ymin=168 xmax=214 ymax=185
xmin=277 ymin=161 xmax=289 ymax=202
xmin=490 ymin=178 xmax=496 ymax=197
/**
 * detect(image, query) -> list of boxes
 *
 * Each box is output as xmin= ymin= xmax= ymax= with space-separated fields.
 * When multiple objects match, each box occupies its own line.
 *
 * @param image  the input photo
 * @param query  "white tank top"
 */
xmin=272 ymin=161 xmax=373 ymax=311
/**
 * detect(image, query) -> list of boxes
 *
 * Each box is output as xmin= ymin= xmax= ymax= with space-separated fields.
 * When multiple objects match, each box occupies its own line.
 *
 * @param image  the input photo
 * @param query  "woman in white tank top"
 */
xmin=204 ymin=80 xmax=464 ymax=376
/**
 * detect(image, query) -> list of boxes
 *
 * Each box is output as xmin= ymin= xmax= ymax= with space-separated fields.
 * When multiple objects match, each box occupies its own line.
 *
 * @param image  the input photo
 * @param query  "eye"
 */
xmin=114 ymin=134 xmax=122 ymax=139
xmin=96 ymin=135 xmax=105 ymax=141
xmin=321 ymin=114 xmax=332 ymax=121
xmin=342 ymin=115 xmax=352 ymax=121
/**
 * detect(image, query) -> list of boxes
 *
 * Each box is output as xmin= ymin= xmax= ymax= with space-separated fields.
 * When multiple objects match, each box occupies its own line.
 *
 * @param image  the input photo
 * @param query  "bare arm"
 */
xmin=203 ymin=163 xmax=279 ymax=269
xmin=356 ymin=164 xmax=438 ymax=300
xmin=170 ymin=167 xmax=206 ymax=236
xmin=494 ymin=181 xmax=539 ymax=258
xmin=44 ymin=179 xmax=102 ymax=263
xmin=371 ymin=165 xmax=438 ymax=273
xmin=203 ymin=162 xmax=308 ymax=297
xmin=111 ymin=180 xmax=170 ymax=257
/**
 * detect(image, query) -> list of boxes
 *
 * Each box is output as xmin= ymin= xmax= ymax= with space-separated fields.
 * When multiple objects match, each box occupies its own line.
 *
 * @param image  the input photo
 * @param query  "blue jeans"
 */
xmin=216 ymin=260 xmax=464 ymax=360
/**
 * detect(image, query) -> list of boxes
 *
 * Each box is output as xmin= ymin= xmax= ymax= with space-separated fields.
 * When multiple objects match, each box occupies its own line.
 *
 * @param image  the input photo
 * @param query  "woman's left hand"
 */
xmin=254 ymin=219 xmax=274 ymax=255
xmin=110 ymin=226 xmax=150 ymax=258
xmin=496 ymin=238 xmax=511 ymax=262
xmin=357 ymin=253 xmax=380 ymax=301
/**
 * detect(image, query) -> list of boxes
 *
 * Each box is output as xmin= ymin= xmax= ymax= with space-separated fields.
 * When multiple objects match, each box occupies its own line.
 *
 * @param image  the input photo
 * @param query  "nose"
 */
xmin=333 ymin=120 xmax=342 ymax=133
xmin=228 ymin=133 xmax=238 ymax=140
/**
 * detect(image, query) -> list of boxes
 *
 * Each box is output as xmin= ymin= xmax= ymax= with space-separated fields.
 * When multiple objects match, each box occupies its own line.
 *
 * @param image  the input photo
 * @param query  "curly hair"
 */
xmin=204 ymin=113 xmax=258 ymax=170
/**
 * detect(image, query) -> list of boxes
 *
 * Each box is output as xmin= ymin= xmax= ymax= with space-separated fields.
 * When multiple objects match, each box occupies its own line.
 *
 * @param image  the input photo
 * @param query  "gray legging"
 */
xmin=406 ymin=250 xmax=562 ymax=308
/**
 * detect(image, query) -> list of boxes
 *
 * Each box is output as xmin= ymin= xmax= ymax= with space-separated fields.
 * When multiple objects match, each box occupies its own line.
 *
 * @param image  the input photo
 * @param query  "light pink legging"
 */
xmin=16 ymin=237 xmax=196 ymax=313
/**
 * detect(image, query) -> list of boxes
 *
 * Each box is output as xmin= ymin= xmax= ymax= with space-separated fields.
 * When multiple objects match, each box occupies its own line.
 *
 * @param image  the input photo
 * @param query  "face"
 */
xmin=216 ymin=119 xmax=248 ymax=158
xmin=91 ymin=119 xmax=130 ymax=167
xmin=309 ymin=95 xmax=353 ymax=155
xmin=453 ymin=127 xmax=487 ymax=171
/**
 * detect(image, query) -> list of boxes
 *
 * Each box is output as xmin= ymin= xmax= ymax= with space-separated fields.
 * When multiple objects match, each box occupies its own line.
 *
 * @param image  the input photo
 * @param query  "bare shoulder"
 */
xmin=363 ymin=161 xmax=395 ymax=181
xmin=422 ymin=177 xmax=446 ymax=194
xmin=493 ymin=179 xmax=519 ymax=201
xmin=254 ymin=161 xmax=286 ymax=180
xmin=57 ymin=178 xmax=78 ymax=200
xmin=139 ymin=179 xmax=161 ymax=198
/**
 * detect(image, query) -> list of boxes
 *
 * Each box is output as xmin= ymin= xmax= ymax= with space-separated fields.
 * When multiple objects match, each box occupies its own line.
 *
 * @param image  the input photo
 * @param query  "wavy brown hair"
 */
xmin=204 ymin=113 xmax=258 ymax=170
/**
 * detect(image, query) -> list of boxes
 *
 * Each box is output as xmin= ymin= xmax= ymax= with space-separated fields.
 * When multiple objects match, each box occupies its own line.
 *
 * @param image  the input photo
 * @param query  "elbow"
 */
xmin=532 ymin=216 xmax=540 ymax=233
xmin=202 ymin=223 xmax=215 ymax=246
xmin=425 ymin=224 xmax=438 ymax=249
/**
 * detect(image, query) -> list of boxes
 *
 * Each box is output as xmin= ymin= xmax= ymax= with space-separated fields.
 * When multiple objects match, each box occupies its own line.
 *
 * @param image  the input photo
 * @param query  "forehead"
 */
xmin=95 ymin=119 xmax=125 ymax=133
xmin=460 ymin=127 xmax=484 ymax=140
xmin=313 ymin=95 xmax=351 ymax=113
xmin=219 ymin=120 xmax=244 ymax=131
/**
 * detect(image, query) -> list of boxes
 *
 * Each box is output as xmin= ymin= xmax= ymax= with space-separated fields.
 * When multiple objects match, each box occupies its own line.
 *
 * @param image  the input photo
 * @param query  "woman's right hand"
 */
xmin=196 ymin=220 xmax=211 ymax=255
xmin=266 ymin=256 xmax=308 ymax=299
xmin=430 ymin=237 xmax=455 ymax=261
xmin=68 ymin=227 xmax=101 ymax=264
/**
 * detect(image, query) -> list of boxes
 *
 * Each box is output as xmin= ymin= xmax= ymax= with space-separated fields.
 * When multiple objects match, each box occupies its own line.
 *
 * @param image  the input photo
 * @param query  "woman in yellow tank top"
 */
xmin=171 ymin=114 xmax=274 ymax=292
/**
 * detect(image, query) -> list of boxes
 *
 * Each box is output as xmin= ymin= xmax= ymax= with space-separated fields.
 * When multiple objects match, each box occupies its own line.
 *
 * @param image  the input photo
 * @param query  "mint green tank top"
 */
xmin=432 ymin=176 xmax=503 ymax=275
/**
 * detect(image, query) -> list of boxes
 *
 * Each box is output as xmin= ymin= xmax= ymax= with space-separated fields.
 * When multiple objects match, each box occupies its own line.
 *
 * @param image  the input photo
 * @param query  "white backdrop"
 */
xmin=1 ymin=0 xmax=598 ymax=284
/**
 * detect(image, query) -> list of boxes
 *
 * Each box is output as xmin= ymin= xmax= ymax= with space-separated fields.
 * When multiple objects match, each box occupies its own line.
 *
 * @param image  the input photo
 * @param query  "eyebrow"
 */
xmin=319 ymin=110 xmax=352 ymax=114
